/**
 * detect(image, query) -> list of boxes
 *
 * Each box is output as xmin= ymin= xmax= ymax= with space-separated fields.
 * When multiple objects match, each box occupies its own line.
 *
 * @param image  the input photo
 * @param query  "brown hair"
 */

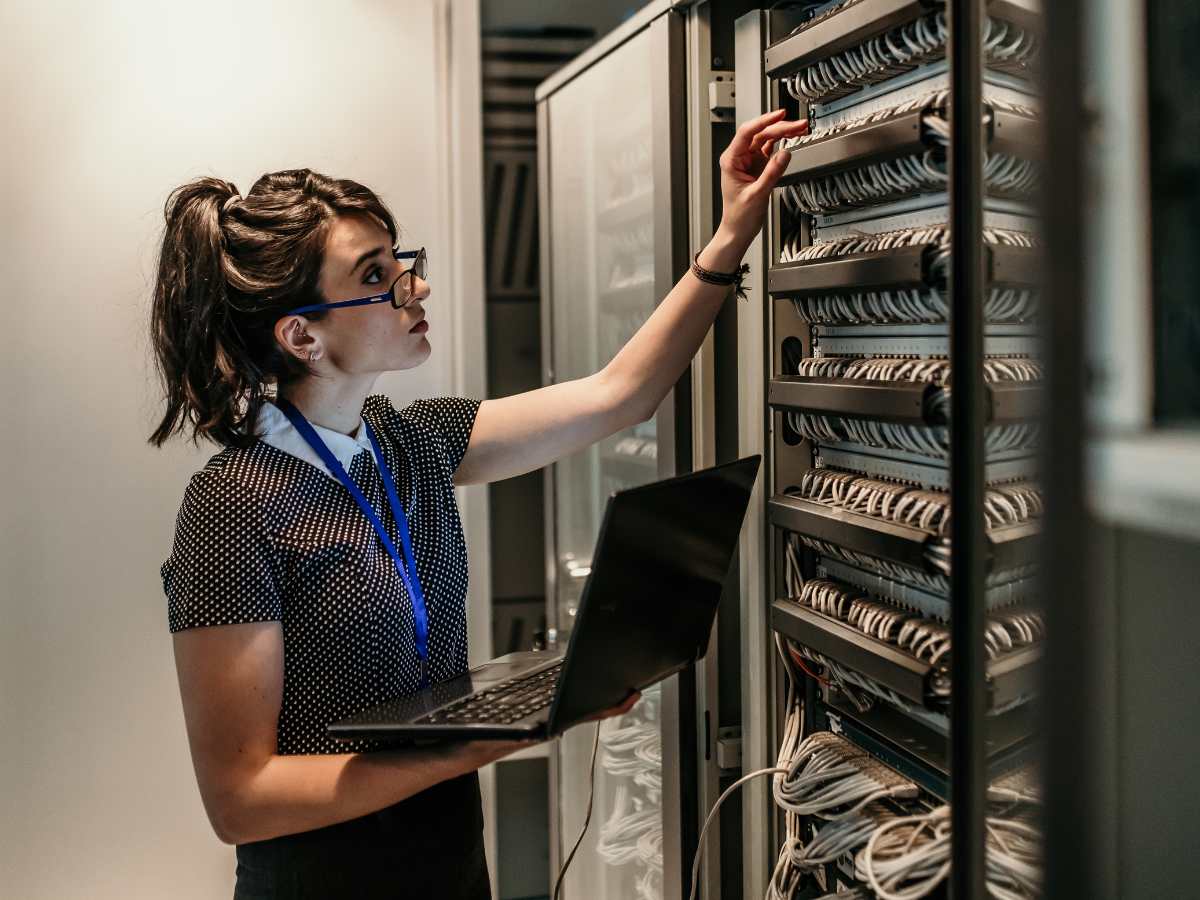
xmin=147 ymin=168 xmax=399 ymax=449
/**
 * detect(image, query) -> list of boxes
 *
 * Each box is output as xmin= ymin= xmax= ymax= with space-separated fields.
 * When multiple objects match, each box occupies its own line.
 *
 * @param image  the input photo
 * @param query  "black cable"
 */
xmin=552 ymin=722 xmax=602 ymax=900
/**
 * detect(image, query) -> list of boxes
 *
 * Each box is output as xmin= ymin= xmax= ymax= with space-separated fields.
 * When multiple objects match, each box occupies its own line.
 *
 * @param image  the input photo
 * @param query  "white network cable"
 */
xmin=779 ymin=150 xmax=1037 ymax=215
xmin=795 ymin=534 xmax=953 ymax=593
xmin=778 ymin=90 xmax=1037 ymax=154
xmin=779 ymin=224 xmax=1039 ymax=325
xmin=794 ymin=355 xmax=1043 ymax=385
xmin=780 ymin=223 xmax=1037 ymax=264
xmin=855 ymin=803 xmax=1043 ymax=899
xmin=787 ymin=411 xmax=1039 ymax=460
xmin=689 ymin=635 xmax=804 ymax=900
xmin=773 ymin=732 xmax=919 ymax=822
xmin=596 ymin=784 xmax=662 ymax=867
xmin=793 ymin=534 xmax=1040 ymax=592
xmin=766 ymin=631 xmax=809 ymax=900
xmin=792 ymin=577 xmax=1044 ymax=677
xmin=790 ymin=469 xmax=1043 ymax=538
xmin=782 ymin=12 xmax=1037 ymax=104
xmin=775 ymin=805 xmax=893 ymax=876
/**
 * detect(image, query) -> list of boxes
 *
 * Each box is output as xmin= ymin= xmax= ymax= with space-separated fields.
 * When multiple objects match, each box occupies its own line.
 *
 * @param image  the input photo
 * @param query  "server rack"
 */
xmin=736 ymin=2 xmax=1044 ymax=897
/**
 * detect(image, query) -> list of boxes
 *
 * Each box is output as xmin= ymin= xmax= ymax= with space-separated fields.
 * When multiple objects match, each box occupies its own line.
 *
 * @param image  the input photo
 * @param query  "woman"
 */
xmin=151 ymin=108 xmax=806 ymax=898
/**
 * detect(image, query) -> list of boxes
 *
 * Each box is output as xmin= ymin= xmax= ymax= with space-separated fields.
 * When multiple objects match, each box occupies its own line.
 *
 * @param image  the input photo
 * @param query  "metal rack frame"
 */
xmin=738 ymin=2 xmax=1043 ymax=897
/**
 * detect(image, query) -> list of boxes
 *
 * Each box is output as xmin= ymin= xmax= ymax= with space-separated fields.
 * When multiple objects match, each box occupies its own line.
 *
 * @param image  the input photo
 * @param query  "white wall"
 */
xmin=0 ymin=2 xmax=486 ymax=897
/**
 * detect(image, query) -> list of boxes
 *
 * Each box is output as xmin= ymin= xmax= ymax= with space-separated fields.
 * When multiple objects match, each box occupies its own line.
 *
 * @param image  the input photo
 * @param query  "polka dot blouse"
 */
xmin=161 ymin=394 xmax=481 ymax=756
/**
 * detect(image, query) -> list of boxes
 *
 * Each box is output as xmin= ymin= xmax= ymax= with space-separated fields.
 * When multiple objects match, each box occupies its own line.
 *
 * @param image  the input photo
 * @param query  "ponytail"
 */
xmin=148 ymin=169 xmax=399 ymax=448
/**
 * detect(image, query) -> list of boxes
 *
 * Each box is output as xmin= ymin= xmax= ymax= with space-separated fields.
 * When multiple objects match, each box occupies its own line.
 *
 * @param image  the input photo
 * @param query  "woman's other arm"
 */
xmin=173 ymin=622 xmax=522 ymax=845
xmin=173 ymin=623 xmax=637 ymax=844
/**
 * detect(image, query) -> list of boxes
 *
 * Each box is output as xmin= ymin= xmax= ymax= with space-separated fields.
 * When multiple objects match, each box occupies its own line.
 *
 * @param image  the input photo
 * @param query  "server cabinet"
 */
xmin=735 ymin=3 xmax=1045 ymax=898
xmin=535 ymin=4 xmax=692 ymax=898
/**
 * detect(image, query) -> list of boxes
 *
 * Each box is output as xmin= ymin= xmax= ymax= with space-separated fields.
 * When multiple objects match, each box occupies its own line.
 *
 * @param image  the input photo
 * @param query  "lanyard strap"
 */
xmin=274 ymin=398 xmax=430 ymax=678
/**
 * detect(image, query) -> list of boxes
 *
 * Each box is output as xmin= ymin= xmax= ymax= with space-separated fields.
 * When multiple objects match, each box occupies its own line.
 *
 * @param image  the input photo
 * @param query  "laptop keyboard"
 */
xmin=415 ymin=660 xmax=564 ymax=726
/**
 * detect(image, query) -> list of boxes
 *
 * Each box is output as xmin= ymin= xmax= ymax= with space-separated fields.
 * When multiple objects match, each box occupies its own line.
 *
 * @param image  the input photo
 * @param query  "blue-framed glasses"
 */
xmin=284 ymin=247 xmax=427 ymax=317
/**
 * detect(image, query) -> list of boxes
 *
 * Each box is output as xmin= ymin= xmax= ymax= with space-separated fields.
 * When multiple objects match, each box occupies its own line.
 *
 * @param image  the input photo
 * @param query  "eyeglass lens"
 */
xmin=392 ymin=248 xmax=427 ymax=309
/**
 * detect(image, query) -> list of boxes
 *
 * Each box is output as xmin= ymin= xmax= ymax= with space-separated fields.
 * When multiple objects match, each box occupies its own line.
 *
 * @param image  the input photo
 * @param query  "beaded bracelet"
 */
xmin=691 ymin=250 xmax=751 ymax=301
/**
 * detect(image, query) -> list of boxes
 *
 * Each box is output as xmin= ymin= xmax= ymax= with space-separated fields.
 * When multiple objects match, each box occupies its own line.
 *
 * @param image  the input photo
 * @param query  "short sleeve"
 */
xmin=375 ymin=396 xmax=482 ymax=474
xmin=161 ymin=469 xmax=283 ymax=633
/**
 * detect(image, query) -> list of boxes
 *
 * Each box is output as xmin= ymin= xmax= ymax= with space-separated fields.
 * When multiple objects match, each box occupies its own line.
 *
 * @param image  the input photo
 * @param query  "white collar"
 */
xmin=254 ymin=400 xmax=374 ymax=481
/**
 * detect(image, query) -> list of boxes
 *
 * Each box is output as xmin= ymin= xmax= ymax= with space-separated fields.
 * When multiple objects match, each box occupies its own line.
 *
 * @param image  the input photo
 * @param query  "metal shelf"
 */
xmin=777 ymin=105 xmax=1038 ymax=184
xmin=765 ymin=0 xmax=932 ymax=80
xmin=770 ymin=245 xmax=928 ymax=295
xmin=764 ymin=0 xmax=1041 ymax=81
xmin=768 ymin=244 xmax=1039 ymax=297
xmin=773 ymin=600 xmax=931 ymax=703
xmin=817 ymin=696 xmax=1036 ymax=801
xmin=771 ymin=375 xmax=932 ymax=423
xmin=769 ymin=376 xmax=1040 ymax=425
xmin=770 ymin=493 xmax=932 ymax=569
xmin=814 ymin=443 xmax=1038 ymax=489
xmin=779 ymin=109 xmax=927 ymax=182
xmin=768 ymin=493 xmax=1040 ymax=573
xmin=772 ymin=601 xmax=1042 ymax=710
xmin=813 ymin=322 xmax=1039 ymax=357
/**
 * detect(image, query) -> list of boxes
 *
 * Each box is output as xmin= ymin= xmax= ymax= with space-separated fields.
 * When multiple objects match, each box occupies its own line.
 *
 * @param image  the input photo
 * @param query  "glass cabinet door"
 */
xmin=544 ymin=24 xmax=667 ymax=900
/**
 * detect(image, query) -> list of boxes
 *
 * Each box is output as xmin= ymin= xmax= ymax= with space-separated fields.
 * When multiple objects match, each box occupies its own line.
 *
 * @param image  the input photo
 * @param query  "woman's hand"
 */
xmin=716 ymin=108 xmax=809 ymax=248
xmin=455 ymin=690 xmax=642 ymax=768
xmin=583 ymin=689 xmax=641 ymax=723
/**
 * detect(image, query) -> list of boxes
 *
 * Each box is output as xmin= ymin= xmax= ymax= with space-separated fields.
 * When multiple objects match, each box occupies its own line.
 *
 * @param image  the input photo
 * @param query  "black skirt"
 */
xmin=232 ymin=773 xmax=489 ymax=900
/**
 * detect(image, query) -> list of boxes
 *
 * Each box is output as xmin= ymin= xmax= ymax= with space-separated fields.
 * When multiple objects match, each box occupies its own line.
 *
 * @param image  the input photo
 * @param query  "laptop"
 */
xmin=327 ymin=455 xmax=761 ymax=743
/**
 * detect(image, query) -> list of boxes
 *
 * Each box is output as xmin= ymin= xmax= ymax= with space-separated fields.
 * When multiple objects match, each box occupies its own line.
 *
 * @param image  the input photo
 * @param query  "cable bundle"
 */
xmin=782 ymin=12 xmax=1037 ymax=105
xmin=774 ymin=732 xmax=919 ymax=821
xmin=781 ymin=224 xmax=1036 ymax=265
xmin=605 ymin=139 xmax=652 ymax=205
xmin=790 ymin=409 xmax=1039 ymax=458
xmin=791 ymin=470 xmax=1043 ymax=536
xmin=793 ymin=534 xmax=1039 ymax=601
xmin=786 ymin=354 xmax=1041 ymax=458
xmin=776 ymin=804 xmax=895 ymax=879
xmin=591 ymin=689 xmax=664 ymax=898
xmin=793 ymin=533 xmax=955 ymax=593
xmin=789 ymin=287 xmax=1037 ymax=326
xmin=794 ymin=578 xmax=1044 ymax=669
xmin=780 ymin=224 xmax=1039 ymax=325
xmin=596 ymin=784 xmax=662 ymax=867
xmin=793 ymin=642 xmax=921 ymax=714
xmin=795 ymin=355 xmax=1043 ymax=383
xmin=855 ymin=803 xmax=1043 ymax=899
xmin=600 ymin=722 xmax=662 ymax=798
xmin=779 ymin=148 xmax=1037 ymax=214
xmin=778 ymin=90 xmax=1038 ymax=154
xmin=634 ymin=861 xmax=662 ymax=900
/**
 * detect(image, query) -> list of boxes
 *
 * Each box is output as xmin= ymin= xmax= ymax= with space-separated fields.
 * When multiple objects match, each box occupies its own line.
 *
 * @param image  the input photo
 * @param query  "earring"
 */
xmin=309 ymin=351 xmax=320 ymax=361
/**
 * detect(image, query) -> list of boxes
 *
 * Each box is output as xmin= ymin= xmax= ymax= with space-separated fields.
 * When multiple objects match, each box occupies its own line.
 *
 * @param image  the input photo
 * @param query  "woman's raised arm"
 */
xmin=453 ymin=108 xmax=806 ymax=488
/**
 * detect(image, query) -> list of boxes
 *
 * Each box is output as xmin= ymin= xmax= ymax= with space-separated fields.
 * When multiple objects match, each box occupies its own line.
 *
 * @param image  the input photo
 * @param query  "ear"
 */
xmin=273 ymin=315 xmax=322 ymax=362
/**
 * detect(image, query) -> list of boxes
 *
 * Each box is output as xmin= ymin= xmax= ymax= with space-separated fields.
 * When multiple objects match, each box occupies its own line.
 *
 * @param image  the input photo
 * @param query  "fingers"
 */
xmin=614 ymin=690 xmax=641 ymax=715
xmin=749 ymin=118 xmax=810 ymax=157
xmin=724 ymin=107 xmax=788 ymax=158
xmin=749 ymin=145 xmax=794 ymax=197
xmin=582 ymin=689 xmax=642 ymax=723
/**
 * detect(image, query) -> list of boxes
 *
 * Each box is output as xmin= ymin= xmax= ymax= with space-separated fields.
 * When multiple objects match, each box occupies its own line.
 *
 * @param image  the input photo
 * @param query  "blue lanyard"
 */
xmin=274 ymin=398 xmax=430 ymax=685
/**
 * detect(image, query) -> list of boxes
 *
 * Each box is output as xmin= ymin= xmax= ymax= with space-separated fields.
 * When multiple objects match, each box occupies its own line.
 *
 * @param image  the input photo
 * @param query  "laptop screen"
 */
xmin=547 ymin=456 xmax=761 ymax=733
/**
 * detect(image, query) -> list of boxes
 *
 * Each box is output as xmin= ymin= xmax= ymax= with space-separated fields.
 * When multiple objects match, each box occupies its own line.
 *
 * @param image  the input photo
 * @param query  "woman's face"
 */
xmin=303 ymin=212 xmax=432 ymax=375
